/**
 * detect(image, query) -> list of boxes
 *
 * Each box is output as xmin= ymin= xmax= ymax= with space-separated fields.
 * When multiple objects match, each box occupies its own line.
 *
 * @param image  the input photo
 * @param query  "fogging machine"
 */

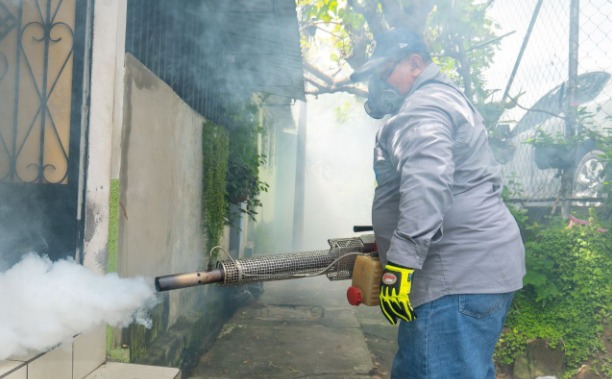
xmin=154 ymin=226 xmax=383 ymax=306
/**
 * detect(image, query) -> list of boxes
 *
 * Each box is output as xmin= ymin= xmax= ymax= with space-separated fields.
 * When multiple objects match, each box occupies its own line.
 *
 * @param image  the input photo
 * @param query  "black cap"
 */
xmin=350 ymin=27 xmax=429 ymax=82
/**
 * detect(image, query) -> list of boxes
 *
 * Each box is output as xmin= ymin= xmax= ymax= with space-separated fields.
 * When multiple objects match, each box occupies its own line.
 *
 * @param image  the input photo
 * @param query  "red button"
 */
xmin=346 ymin=286 xmax=363 ymax=306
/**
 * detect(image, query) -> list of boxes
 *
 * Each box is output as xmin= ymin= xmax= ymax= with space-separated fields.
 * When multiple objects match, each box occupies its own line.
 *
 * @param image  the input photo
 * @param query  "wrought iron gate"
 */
xmin=0 ymin=0 xmax=91 ymax=264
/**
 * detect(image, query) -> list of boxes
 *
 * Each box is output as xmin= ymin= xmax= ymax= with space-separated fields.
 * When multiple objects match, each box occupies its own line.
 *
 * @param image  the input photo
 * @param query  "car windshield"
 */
xmin=512 ymin=71 xmax=611 ymax=136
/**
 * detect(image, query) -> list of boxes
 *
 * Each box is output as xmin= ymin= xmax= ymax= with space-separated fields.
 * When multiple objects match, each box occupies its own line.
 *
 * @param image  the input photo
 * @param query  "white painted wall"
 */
xmin=83 ymin=0 xmax=127 ymax=274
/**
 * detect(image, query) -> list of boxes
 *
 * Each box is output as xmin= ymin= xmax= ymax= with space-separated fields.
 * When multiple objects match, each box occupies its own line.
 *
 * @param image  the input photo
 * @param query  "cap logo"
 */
xmin=399 ymin=43 xmax=408 ymax=49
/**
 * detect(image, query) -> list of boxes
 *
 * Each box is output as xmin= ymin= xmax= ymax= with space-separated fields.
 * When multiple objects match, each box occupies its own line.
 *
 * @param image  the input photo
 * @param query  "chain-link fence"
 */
xmin=485 ymin=0 xmax=612 ymax=214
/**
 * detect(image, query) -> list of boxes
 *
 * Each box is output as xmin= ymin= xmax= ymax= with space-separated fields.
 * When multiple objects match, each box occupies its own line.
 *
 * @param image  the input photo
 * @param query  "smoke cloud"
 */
xmin=301 ymin=92 xmax=378 ymax=250
xmin=0 ymin=253 xmax=158 ymax=360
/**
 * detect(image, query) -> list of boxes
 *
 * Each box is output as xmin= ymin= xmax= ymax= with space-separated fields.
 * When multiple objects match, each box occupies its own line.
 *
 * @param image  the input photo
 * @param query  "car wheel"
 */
xmin=573 ymin=149 xmax=607 ymax=205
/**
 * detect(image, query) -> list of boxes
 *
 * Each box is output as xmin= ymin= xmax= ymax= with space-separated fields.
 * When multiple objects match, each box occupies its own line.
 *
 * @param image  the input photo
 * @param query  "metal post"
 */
xmin=292 ymin=100 xmax=307 ymax=251
xmin=561 ymin=0 xmax=580 ymax=218
xmin=501 ymin=0 xmax=544 ymax=105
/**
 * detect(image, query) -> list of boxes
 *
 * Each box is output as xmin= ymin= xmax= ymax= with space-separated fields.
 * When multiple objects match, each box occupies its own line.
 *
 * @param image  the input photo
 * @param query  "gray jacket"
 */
xmin=372 ymin=63 xmax=526 ymax=308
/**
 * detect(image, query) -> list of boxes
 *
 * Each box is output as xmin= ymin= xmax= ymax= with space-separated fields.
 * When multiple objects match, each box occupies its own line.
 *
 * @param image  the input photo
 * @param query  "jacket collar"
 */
xmin=406 ymin=63 xmax=449 ymax=97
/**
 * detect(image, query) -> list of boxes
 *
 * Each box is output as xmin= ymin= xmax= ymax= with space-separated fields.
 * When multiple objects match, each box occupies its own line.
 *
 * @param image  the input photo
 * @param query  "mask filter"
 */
xmin=364 ymin=77 xmax=403 ymax=119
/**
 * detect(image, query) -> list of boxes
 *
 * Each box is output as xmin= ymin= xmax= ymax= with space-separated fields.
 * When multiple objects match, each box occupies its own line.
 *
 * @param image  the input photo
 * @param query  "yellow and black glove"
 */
xmin=379 ymin=262 xmax=417 ymax=325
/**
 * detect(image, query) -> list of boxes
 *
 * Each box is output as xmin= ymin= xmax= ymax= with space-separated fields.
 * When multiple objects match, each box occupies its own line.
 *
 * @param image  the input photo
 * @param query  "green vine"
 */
xmin=495 ymin=211 xmax=612 ymax=378
xmin=225 ymin=103 xmax=269 ymax=224
xmin=201 ymin=102 xmax=269 ymax=257
xmin=202 ymin=121 xmax=229 ymax=253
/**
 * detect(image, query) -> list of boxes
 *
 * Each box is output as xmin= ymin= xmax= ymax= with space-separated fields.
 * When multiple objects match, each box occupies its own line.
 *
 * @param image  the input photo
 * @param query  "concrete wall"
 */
xmin=83 ymin=0 xmax=126 ymax=275
xmin=117 ymin=55 xmax=238 ymax=370
xmin=119 ymin=54 xmax=209 ymax=322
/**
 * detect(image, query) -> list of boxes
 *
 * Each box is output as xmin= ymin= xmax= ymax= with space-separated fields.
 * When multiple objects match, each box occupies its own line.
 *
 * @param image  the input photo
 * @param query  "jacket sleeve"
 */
xmin=383 ymin=109 xmax=455 ymax=269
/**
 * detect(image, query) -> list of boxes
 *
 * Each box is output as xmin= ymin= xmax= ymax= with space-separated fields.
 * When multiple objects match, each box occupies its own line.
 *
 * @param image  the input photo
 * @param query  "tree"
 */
xmin=297 ymin=0 xmax=514 ymax=128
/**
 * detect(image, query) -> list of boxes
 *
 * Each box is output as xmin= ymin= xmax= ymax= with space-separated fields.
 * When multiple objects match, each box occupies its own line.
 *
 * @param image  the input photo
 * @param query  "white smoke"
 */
xmin=301 ymin=92 xmax=378 ymax=250
xmin=0 ymin=253 xmax=159 ymax=360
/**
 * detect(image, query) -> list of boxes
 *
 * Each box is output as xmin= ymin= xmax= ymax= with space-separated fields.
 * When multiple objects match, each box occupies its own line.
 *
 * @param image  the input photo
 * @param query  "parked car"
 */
xmin=494 ymin=71 xmax=611 ymax=207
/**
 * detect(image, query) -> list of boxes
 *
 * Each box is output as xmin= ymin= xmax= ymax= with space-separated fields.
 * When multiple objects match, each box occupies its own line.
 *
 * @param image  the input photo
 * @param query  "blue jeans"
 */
xmin=391 ymin=292 xmax=515 ymax=379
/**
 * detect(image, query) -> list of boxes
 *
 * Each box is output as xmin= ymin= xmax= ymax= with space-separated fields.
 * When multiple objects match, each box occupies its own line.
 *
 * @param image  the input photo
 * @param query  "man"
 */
xmin=351 ymin=28 xmax=526 ymax=378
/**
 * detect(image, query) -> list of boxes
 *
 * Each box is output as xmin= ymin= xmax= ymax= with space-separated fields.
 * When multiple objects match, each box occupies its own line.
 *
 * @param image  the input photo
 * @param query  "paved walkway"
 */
xmin=187 ymin=276 xmax=398 ymax=379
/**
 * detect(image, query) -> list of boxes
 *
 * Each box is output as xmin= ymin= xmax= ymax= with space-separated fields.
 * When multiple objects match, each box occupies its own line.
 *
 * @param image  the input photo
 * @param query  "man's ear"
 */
xmin=407 ymin=54 xmax=425 ymax=76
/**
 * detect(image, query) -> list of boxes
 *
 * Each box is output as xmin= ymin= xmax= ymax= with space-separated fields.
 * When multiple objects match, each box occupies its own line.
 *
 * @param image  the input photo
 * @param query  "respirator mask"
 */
xmin=363 ymin=74 xmax=403 ymax=120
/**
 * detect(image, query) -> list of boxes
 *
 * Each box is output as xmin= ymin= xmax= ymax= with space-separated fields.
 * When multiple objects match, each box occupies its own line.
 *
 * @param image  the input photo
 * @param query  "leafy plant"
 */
xmin=524 ymin=106 xmax=605 ymax=146
xmin=522 ymin=107 xmax=607 ymax=170
xmin=224 ymin=102 xmax=269 ymax=224
xmin=201 ymin=102 xmax=269 ymax=255
xmin=202 ymin=121 xmax=229 ymax=252
xmin=495 ymin=212 xmax=612 ymax=377
xmin=592 ymin=117 xmax=612 ymax=217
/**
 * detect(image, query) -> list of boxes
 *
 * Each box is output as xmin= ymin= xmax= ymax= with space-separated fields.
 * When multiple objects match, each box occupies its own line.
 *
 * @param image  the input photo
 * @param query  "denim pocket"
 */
xmin=458 ymin=294 xmax=504 ymax=319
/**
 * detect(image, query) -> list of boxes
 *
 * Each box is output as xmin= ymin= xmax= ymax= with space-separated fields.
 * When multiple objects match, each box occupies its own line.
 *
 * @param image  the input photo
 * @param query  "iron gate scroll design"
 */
xmin=0 ymin=0 xmax=75 ymax=184
xmin=0 ymin=0 xmax=89 ymax=263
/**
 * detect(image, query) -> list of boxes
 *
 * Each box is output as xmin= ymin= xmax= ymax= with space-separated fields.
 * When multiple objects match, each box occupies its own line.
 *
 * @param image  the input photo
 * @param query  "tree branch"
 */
xmin=303 ymin=60 xmax=335 ymax=86
xmin=347 ymin=0 xmax=386 ymax=36
xmin=305 ymin=84 xmax=368 ymax=97
xmin=303 ymin=62 xmax=368 ymax=97
xmin=380 ymin=0 xmax=435 ymax=33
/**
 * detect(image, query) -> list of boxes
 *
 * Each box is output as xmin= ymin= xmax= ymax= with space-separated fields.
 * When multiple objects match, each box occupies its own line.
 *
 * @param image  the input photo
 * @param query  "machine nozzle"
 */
xmin=154 ymin=268 xmax=224 ymax=292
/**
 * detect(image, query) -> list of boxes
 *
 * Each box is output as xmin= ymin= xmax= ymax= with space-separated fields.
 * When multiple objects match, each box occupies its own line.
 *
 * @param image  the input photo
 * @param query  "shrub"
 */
xmin=495 ymin=212 xmax=612 ymax=377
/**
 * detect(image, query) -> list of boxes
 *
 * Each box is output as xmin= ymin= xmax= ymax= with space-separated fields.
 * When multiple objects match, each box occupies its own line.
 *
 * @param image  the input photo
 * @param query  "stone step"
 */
xmin=84 ymin=362 xmax=181 ymax=379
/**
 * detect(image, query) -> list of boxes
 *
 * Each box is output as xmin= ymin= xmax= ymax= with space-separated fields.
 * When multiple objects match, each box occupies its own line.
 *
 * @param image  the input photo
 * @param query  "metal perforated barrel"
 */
xmin=154 ymin=234 xmax=377 ymax=291
xmin=219 ymin=235 xmax=375 ymax=285
xmin=218 ymin=247 xmax=354 ymax=284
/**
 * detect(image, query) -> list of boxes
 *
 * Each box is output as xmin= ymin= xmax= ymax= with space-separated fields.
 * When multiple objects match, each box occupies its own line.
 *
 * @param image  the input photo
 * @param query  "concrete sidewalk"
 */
xmin=187 ymin=276 xmax=398 ymax=379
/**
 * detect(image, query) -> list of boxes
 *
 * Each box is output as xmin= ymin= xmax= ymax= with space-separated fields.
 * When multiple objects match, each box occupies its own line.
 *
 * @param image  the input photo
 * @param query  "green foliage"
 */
xmin=202 ymin=121 xmax=229 ymax=252
xmin=106 ymin=179 xmax=125 ymax=361
xmin=107 ymin=179 xmax=120 ymax=274
xmin=298 ymin=0 xmax=514 ymax=129
xmin=334 ymin=101 xmax=352 ymax=124
xmin=590 ymin=115 xmax=612 ymax=217
xmin=298 ymin=0 xmax=366 ymax=63
xmin=428 ymin=1 xmax=498 ymax=97
xmin=201 ymin=102 xmax=269 ymax=253
xmin=225 ymin=103 xmax=269 ymax=224
xmin=600 ymin=178 xmax=612 ymax=218
xmin=523 ymin=106 xmax=606 ymax=148
xmin=523 ymin=107 xmax=608 ymax=170
xmin=500 ymin=176 xmax=544 ymax=243
xmin=495 ymin=213 xmax=612 ymax=377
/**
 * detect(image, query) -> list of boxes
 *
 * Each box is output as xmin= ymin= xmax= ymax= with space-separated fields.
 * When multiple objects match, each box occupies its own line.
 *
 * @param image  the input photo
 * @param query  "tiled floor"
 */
xmin=0 ymin=326 xmax=105 ymax=379
xmin=1 ymin=348 xmax=72 ymax=379
xmin=0 ymin=361 xmax=26 ymax=379
xmin=84 ymin=362 xmax=180 ymax=379
xmin=0 ymin=325 xmax=181 ymax=379
xmin=1 ymin=351 xmax=181 ymax=379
